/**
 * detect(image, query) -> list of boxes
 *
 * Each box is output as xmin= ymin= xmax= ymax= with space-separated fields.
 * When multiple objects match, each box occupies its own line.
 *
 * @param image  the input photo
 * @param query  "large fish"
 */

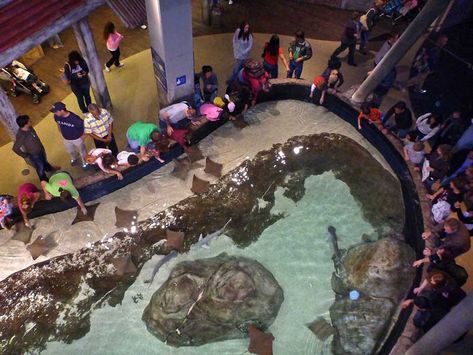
xmin=145 ymin=219 xmax=232 ymax=284
xmin=190 ymin=218 xmax=232 ymax=251
xmin=327 ymin=225 xmax=341 ymax=261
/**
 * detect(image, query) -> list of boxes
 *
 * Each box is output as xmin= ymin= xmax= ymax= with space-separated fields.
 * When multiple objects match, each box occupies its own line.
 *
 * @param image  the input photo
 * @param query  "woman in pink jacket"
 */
xmin=104 ymin=22 xmax=124 ymax=72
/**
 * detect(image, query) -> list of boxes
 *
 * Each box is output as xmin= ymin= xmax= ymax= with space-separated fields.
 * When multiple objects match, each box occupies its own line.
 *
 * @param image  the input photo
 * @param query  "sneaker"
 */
xmin=70 ymin=159 xmax=78 ymax=167
xmin=117 ymin=63 xmax=125 ymax=68
xmin=105 ymin=65 xmax=111 ymax=72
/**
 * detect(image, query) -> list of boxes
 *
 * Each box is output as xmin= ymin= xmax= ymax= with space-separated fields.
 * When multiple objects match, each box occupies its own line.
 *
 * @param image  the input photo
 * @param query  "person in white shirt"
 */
xmin=117 ymin=151 xmax=140 ymax=167
xmin=416 ymin=112 xmax=441 ymax=141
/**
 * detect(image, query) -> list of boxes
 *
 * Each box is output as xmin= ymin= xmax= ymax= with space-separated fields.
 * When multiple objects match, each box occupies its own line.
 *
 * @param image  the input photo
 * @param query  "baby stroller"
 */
xmin=0 ymin=60 xmax=49 ymax=104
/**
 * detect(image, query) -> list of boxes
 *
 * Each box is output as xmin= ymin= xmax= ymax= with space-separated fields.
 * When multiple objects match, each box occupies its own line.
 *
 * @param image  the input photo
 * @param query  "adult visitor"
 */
xmin=415 ymin=112 xmax=441 ymax=142
xmin=287 ymin=30 xmax=312 ymax=79
xmin=382 ymin=101 xmax=413 ymax=138
xmin=84 ymin=103 xmax=118 ymax=156
xmin=374 ymin=32 xmax=399 ymax=66
xmin=104 ymin=22 xmax=124 ymax=72
xmin=422 ymin=218 xmax=471 ymax=258
xmin=63 ymin=51 xmax=91 ymax=114
xmin=227 ymin=21 xmax=253 ymax=84
xmin=358 ymin=0 xmax=384 ymax=55
xmin=126 ymin=121 xmax=162 ymax=161
xmin=330 ymin=12 xmax=360 ymax=67
xmin=423 ymin=144 xmax=453 ymax=191
xmin=51 ymin=102 xmax=88 ymax=169
xmin=40 ymin=172 xmax=88 ymax=215
xmin=12 ymin=115 xmax=60 ymax=181
xmin=17 ymin=183 xmax=42 ymax=228
xmin=262 ymin=34 xmax=289 ymax=78
xmin=200 ymin=65 xmax=219 ymax=102
xmin=159 ymin=101 xmax=198 ymax=150
xmin=405 ymin=33 xmax=449 ymax=94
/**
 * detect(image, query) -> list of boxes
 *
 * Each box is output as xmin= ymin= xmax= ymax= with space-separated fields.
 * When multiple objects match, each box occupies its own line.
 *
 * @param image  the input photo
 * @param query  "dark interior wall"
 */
xmin=287 ymin=0 xmax=371 ymax=11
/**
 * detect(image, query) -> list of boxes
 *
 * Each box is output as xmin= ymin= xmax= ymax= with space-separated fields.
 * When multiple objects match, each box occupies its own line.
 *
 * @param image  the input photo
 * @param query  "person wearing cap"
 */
xmin=83 ymin=103 xmax=118 ymax=156
xmin=40 ymin=171 xmax=87 ymax=215
xmin=51 ymin=102 xmax=88 ymax=169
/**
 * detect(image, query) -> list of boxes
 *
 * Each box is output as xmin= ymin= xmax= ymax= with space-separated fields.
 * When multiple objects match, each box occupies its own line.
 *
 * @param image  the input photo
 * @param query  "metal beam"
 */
xmin=0 ymin=0 xmax=105 ymax=68
xmin=405 ymin=292 xmax=473 ymax=355
xmin=351 ymin=0 xmax=454 ymax=103
xmin=0 ymin=88 xmax=18 ymax=139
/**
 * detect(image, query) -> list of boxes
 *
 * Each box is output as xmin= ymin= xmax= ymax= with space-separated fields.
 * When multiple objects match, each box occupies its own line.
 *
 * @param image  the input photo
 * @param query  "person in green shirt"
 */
xmin=40 ymin=172 xmax=87 ymax=214
xmin=126 ymin=121 xmax=162 ymax=161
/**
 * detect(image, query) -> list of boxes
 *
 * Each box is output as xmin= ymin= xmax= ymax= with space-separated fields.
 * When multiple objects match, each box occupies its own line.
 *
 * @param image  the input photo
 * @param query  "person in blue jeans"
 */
xmin=382 ymin=101 xmax=413 ymax=139
xmin=64 ymin=51 xmax=92 ymax=113
xmin=287 ymin=30 xmax=312 ymax=79
xmin=12 ymin=115 xmax=59 ymax=181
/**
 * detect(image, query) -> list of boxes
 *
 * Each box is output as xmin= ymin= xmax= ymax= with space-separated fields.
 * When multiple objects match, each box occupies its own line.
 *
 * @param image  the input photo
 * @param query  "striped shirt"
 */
xmin=83 ymin=109 xmax=113 ymax=138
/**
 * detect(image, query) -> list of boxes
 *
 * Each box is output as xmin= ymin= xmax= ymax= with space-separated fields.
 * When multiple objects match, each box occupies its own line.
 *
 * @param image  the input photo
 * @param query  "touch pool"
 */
xmin=0 ymin=100 xmax=417 ymax=354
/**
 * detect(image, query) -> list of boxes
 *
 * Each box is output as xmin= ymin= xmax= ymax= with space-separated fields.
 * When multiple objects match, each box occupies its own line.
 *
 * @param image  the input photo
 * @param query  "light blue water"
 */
xmin=45 ymin=171 xmax=375 ymax=354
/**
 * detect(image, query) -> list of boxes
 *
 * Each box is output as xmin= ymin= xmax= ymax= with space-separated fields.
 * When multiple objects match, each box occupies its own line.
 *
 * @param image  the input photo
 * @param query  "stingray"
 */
xmin=166 ymin=229 xmax=185 ymax=252
xmin=191 ymin=175 xmax=210 ymax=194
xmin=248 ymin=324 xmax=274 ymax=355
xmin=204 ymin=157 xmax=223 ymax=178
xmin=171 ymin=158 xmax=192 ymax=180
xmin=186 ymin=146 xmax=204 ymax=162
xmin=71 ymin=203 xmax=100 ymax=225
xmin=231 ymin=118 xmax=248 ymax=129
xmin=12 ymin=222 xmax=33 ymax=244
xmin=114 ymin=207 xmax=138 ymax=228
xmin=27 ymin=235 xmax=57 ymax=260
xmin=111 ymin=255 xmax=137 ymax=276
xmin=307 ymin=317 xmax=335 ymax=341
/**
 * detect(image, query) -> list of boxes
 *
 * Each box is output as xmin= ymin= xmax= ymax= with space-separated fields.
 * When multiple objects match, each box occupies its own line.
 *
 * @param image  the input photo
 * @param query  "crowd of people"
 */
xmin=1 ymin=1 xmax=471 ymax=347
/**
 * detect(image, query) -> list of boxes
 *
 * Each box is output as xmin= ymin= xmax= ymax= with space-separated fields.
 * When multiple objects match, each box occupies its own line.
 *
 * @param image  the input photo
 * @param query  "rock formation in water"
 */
xmin=142 ymin=253 xmax=284 ymax=346
xmin=0 ymin=133 xmax=406 ymax=353
xmin=329 ymin=237 xmax=415 ymax=355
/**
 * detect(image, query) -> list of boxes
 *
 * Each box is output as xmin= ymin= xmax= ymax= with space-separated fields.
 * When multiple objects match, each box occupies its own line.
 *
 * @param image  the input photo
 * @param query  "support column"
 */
xmin=145 ymin=0 xmax=194 ymax=107
xmin=201 ymin=0 xmax=211 ymax=26
xmin=73 ymin=17 xmax=112 ymax=110
xmin=0 ymin=88 xmax=18 ymax=139
xmin=351 ymin=0 xmax=453 ymax=103
xmin=405 ymin=293 xmax=473 ymax=355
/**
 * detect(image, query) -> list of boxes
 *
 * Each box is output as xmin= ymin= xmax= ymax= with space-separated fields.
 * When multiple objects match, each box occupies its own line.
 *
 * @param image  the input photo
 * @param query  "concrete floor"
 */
xmin=0 ymin=32 xmax=401 ymax=197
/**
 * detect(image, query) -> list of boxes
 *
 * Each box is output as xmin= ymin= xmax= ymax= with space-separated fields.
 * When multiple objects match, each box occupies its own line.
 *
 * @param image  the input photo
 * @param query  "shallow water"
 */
xmin=44 ymin=171 xmax=374 ymax=355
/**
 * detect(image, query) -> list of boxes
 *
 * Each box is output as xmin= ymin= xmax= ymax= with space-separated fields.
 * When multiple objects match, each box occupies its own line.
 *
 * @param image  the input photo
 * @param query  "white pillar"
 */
xmin=0 ymin=88 xmax=18 ymax=139
xmin=73 ymin=17 xmax=112 ymax=110
xmin=145 ymin=0 xmax=194 ymax=107
xmin=351 ymin=0 xmax=453 ymax=103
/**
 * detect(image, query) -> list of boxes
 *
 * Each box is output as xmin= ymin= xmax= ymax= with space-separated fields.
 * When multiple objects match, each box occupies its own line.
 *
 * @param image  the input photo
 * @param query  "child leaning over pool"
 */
xmin=0 ymin=195 xmax=13 ymax=229
xmin=357 ymin=102 xmax=382 ymax=130
xmin=85 ymin=148 xmax=124 ymax=180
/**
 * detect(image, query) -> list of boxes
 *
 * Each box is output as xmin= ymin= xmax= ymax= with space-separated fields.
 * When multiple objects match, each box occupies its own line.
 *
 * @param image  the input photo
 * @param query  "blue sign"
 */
xmin=176 ymin=75 xmax=186 ymax=86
